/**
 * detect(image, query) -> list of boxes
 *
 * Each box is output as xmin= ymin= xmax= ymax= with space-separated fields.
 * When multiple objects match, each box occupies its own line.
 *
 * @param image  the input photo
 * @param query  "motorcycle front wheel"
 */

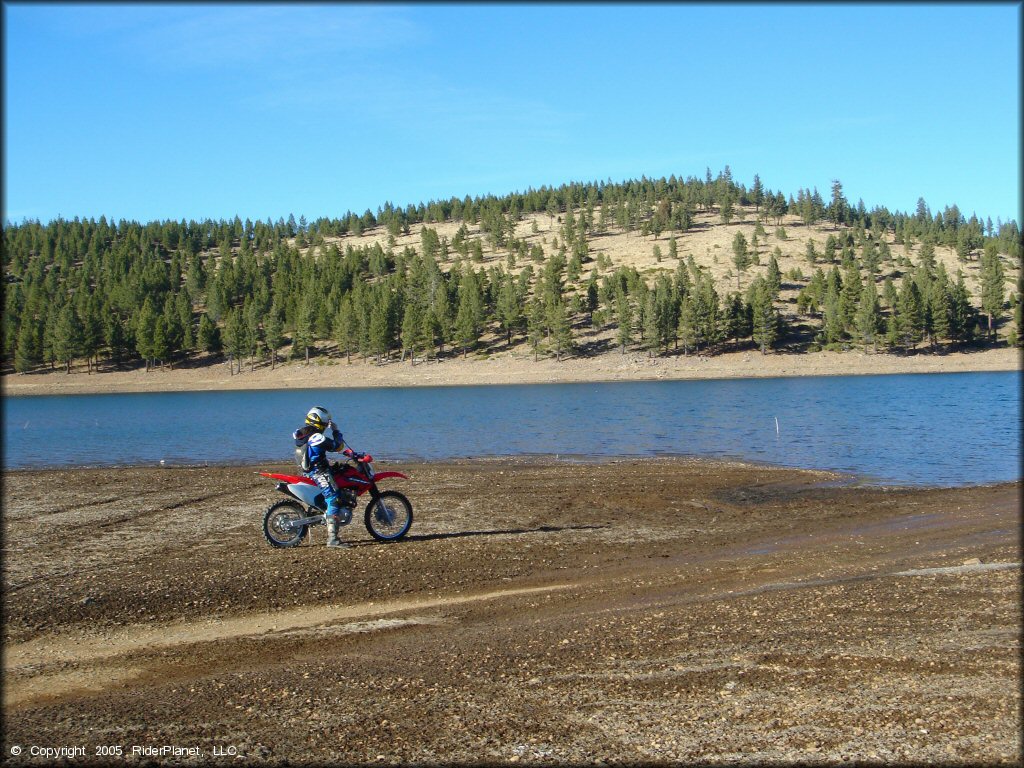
xmin=263 ymin=500 xmax=308 ymax=548
xmin=365 ymin=490 xmax=413 ymax=541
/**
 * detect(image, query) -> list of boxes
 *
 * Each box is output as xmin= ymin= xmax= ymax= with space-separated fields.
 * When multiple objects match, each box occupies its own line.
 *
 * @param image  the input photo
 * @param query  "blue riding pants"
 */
xmin=309 ymin=468 xmax=342 ymax=517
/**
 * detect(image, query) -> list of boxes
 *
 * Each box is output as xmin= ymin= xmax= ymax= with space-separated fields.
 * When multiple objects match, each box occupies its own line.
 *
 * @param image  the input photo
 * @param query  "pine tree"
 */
xmin=400 ymin=297 xmax=424 ymax=364
xmin=496 ymin=271 xmax=523 ymax=346
xmin=104 ymin=313 xmax=129 ymax=370
xmin=929 ymin=277 xmax=952 ymax=347
xmin=642 ymin=290 xmax=659 ymax=357
xmin=766 ymin=251 xmax=782 ymax=298
xmin=719 ymin=194 xmax=735 ymax=224
xmin=527 ymin=291 xmax=546 ymax=361
xmin=750 ymin=277 xmax=779 ymax=354
xmin=294 ymin=293 xmax=316 ymax=364
xmin=896 ymin=278 xmax=925 ymax=350
xmin=151 ymin=315 xmax=169 ymax=370
xmin=822 ymin=293 xmax=845 ymax=346
xmin=265 ymin=311 xmax=284 ymax=369
xmin=51 ymin=303 xmax=85 ymax=373
xmin=549 ymin=297 xmax=573 ymax=361
xmin=828 ymin=179 xmax=848 ymax=229
xmin=979 ymin=242 xmax=1005 ymax=341
xmin=135 ymin=298 xmax=158 ymax=371
xmin=368 ymin=287 xmax=394 ymax=364
xmin=14 ymin=314 xmax=43 ymax=373
xmin=197 ymin=313 xmax=221 ymax=355
xmin=331 ymin=296 xmax=353 ymax=364
xmin=839 ymin=261 xmax=862 ymax=333
xmin=677 ymin=293 xmax=696 ymax=355
xmin=223 ymin=309 xmax=244 ymax=374
xmin=949 ymin=272 xmax=975 ymax=346
xmin=615 ymin=289 xmax=633 ymax=353
xmin=454 ymin=268 xmax=483 ymax=357
xmin=854 ymin=279 xmax=883 ymax=352
xmin=692 ymin=275 xmax=722 ymax=352
xmin=731 ymin=231 xmax=750 ymax=290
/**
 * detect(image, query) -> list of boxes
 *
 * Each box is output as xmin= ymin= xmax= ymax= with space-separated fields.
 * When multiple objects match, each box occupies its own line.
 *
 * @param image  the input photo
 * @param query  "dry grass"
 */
xmin=322 ymin=203 xmax=1017 ymax=311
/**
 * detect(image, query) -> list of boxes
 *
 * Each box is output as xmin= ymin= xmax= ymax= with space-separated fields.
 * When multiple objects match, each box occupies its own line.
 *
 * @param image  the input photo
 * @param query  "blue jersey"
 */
xmin=304 ymin=427 xmax=344 ymax=471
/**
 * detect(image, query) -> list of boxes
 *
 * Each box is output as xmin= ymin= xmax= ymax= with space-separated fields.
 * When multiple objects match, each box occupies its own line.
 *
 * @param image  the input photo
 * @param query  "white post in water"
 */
xmin=775 ymin=416 xmax=780 ymax=436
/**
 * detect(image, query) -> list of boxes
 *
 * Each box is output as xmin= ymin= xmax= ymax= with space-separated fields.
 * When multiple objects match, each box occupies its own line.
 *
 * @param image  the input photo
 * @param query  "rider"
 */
xmin=293 ymin=406 xmax=350 ymax=549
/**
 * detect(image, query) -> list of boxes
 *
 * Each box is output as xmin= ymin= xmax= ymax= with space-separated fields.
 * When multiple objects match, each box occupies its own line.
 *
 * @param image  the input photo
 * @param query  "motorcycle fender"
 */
xmin=372 ymin=471 xmax=408 ymax=481
xmin=288 ymin=482 xmax=323 ymax=508
xmin=261 ymin=472 xmax=314 ymax=485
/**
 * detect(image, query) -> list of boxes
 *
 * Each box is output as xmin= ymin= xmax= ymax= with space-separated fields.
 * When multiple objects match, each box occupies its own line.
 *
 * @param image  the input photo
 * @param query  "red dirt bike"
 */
xmin=259 ymin=448 xmax=413 ymax=547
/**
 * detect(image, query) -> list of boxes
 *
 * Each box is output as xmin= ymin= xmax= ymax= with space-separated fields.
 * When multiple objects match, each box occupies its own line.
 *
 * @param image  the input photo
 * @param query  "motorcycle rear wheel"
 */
xmin=365 ymin=490 xmax=413 ymax=541
xmin=263 ymin=500 xmax=308 ymax=548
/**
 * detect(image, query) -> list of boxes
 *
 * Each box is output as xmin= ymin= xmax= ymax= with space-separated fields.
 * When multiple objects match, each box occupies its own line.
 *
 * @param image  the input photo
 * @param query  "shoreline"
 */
xmin=4 ymin=456 xmax=1018 ymax=492
xmin=2 ymin=346 xmax=1020 ymax=397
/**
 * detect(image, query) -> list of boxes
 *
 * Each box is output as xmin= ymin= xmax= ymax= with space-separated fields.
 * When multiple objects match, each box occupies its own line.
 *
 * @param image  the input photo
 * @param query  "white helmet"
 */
xmin=305 ymin=406 xmax=331 ymax=432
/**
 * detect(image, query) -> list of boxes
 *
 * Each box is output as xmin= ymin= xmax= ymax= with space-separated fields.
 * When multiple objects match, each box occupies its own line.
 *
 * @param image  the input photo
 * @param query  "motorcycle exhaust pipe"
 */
xmin=282 ymin=514 xmax=326 ymax=530
xmin=281 ymin=508 xmax=354 ymax=531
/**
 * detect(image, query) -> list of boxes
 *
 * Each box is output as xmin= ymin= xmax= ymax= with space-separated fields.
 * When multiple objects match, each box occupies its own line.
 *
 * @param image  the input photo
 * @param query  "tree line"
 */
xmin=3 ymin=170 xmax=1021 ymax=376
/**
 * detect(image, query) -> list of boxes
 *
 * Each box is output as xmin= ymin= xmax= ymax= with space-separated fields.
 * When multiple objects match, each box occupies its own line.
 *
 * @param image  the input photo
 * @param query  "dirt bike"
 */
xmin=259 ymin=448 xmax=413 ymax=547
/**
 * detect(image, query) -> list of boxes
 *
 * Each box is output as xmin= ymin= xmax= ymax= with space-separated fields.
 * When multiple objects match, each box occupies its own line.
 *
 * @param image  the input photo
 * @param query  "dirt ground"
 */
xmin=2 ymin=459 xmax=1020 ymax=765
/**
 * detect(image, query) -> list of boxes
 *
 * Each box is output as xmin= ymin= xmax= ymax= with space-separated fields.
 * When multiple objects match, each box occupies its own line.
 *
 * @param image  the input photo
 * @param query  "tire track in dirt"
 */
xmin=3 ymin=583 xmax=579 ymax=707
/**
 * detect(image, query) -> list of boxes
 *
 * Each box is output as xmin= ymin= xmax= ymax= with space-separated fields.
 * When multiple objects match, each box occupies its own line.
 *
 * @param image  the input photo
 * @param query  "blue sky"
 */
xmin=3 ymin=3 xmax=1021 ymax=226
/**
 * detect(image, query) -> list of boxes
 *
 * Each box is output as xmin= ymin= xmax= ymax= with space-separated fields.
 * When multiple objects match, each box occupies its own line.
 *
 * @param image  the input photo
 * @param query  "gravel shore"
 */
xmin=2 ymin=460 xmax=1020 ymax=764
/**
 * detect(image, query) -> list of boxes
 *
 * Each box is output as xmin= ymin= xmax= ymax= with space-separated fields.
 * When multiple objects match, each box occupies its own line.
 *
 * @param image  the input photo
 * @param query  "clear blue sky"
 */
xmin=3 ymin=2 xmax=1021 ymax=226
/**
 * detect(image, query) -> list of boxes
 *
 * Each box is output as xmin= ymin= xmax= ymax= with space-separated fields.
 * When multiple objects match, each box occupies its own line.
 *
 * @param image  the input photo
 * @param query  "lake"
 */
xmin=2 ymin=371 xmax=1020 ymax=487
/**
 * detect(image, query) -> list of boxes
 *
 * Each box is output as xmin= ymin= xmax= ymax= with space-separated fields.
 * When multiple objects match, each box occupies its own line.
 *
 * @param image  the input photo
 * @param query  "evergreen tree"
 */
xmin=929 ymin=276 xmax=952 ymax=347
xmin=949 ymin=272 xmax=975 ymax=346
xmin=527 ymin=291 xmax=546 ymax=361
xmin=766 ymin=251 xmax=782 ymax=297
xmin=331 ymin=296 xmax=354 ymax=364
xmin=854 ymin=279 xmax=883 ymax=351
xmin=719 ymin=194 xmax=735 ymax=224
xmin=822 ymin=292 xmax=845 ymax=346
xmin=677 ymin=293 xmax=696 ymax=355
xmin=197 ymin=312 xmax=221 ymax=355
xmin=750 ymin=277 xmax=779 ymax=354
xmin=642 ymin=290 xmax=659 ymax=357
xmin=368 ymin=287 xmax=395 ymax=364
xmin=549 ymin=297 xmax=573 ymax=361
xmin=615 ymin=289 xmax=633 ymax=353
xmin=149 ymin=317 xmax=168 ymax=370
xmin=265 ymin=311 xmax=284 ymax=369
xmin=896 ymin=278 xmax=925 ymax=350
xmin=294 ymin=293 xmax=316 ymax=364
xmin=731 ymin=231 xmax=750 ymax=290
xmin=839 ymin=261 xmax=862 ymax=333
xmin=13 ymin=314 xmax=43 ymax=373
xmin=104 ymin=313 xmax=129 ymax=370
xmin=692 ymin=275 xmax=722 ymax=351
xmin=979 ymin=242 xmax=1005 ymax=340
xmin=400 ymin=297 xmax=424 ymax=364
xmin=135 ymin=298 xmax=158 ymax=371
xmin=51 ymin=303 xmax=84 ymax=373
xmin=496 ymin=271 xmax=523 ymax=346
xmin=453 ymin=268 xmax=482 ymax=357
xmin=80 ymin=299 xmax=103 ymax=373
xmin=224 ymin=309 xmax=245 ymax=374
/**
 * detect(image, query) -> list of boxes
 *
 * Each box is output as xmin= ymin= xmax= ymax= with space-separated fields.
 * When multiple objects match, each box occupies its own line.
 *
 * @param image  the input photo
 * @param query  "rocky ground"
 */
xmin=2 ymin=459 xmax=1020 ymax=765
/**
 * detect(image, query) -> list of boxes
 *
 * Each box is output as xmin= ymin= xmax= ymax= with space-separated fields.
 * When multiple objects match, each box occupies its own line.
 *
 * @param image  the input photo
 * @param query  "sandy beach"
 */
xmin=3 ymin=346 xmax=1019 ymax=396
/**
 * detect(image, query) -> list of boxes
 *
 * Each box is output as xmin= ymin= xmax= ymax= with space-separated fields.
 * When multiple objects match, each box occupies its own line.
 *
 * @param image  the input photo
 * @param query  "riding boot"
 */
xmin=325 ymin=515 xmax=347 ymax=548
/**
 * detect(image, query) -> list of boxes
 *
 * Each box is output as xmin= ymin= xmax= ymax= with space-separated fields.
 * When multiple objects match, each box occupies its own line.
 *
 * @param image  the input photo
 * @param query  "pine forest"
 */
xmin=3 ymin=169 xmax=1022 ymax=378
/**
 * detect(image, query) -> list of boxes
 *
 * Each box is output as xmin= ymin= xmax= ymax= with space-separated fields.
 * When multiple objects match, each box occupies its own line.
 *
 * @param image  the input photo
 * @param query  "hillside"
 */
xmin=3 ymin=174 xmax=1022 ymax=394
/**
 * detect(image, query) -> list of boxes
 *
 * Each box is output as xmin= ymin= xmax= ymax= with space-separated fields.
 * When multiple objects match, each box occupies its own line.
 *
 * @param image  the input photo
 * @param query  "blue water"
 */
xmin=2 ymin=371 xmax=1020 ymax=487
